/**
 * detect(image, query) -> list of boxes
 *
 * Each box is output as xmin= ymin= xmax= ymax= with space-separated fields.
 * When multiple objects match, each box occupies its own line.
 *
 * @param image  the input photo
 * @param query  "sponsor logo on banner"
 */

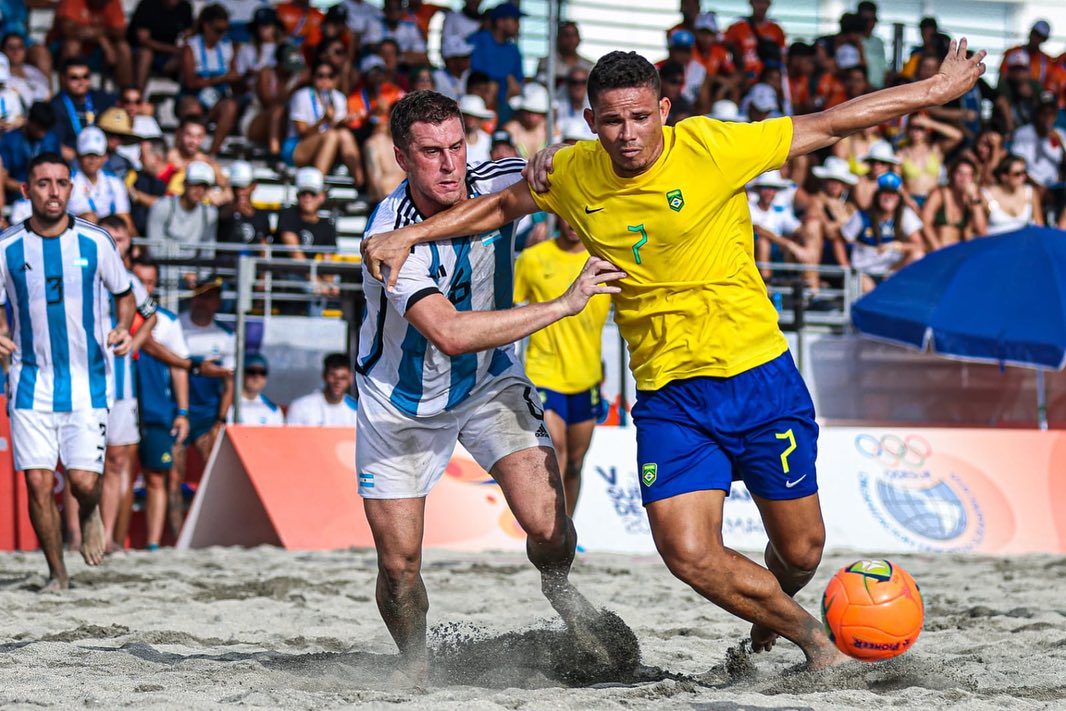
xmin=855 ymin=433 xmax=986 ymax=552
xmin=595 ymin=465 xmax=649 ymax=535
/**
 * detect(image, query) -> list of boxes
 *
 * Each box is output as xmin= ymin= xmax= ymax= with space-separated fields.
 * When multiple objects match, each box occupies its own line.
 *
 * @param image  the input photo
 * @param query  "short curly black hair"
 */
xmin=587 ymin=51 xmax=661 ymax=107
xmin=390 ymin=90 xmax=461 ymax=150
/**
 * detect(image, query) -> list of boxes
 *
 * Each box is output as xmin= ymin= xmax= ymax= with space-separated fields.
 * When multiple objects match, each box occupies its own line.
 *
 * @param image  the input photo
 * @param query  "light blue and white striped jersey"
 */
xmin=0 ymin=217 xmax=131 ymax=412
xmin=357 ymin=158 xmax=526 ymax=417
xmin=109 ymin=271 xmax=152 ymax=402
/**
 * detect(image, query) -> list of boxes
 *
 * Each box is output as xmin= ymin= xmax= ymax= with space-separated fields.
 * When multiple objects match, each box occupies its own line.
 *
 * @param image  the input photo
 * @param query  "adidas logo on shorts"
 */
xmin=535 ymin=424 xmax=549 ymax=439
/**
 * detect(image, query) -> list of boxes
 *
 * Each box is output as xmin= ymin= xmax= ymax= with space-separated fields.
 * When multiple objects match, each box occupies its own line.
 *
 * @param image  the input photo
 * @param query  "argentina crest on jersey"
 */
xmin=356 ymin=158 xmax=529 ymax=417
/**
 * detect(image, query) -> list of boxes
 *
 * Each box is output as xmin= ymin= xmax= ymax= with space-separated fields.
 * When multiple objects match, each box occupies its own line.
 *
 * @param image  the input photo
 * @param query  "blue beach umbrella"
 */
xmin=851 ymin=226 xmax=1066 ymax=429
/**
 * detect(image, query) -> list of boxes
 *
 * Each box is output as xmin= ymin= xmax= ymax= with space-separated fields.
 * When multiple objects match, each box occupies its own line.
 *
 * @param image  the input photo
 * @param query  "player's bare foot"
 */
xmin=805 ymin=642 xmax=850 ymax=671
xmin=40 ymin=575 xmax=69 ymax=592
xmin=79 ymin=509 xmax=107 ymax=566
xmin=750 ymin=622 xmax=779 ymax=652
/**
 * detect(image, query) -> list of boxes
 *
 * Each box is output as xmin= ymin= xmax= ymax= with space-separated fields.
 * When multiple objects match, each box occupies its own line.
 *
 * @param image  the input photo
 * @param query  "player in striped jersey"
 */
xmin=0 ymin=153 xmax=135 ymax=589
xmin=356 ymin=91 xmax=625 ymax=679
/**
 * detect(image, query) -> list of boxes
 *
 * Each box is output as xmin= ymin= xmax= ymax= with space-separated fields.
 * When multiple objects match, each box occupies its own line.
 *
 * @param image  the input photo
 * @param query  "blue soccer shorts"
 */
xmin=140 ymin=425 xmax=177 ymax=472
xmin=537 ymin=386 xmax=604 ymax=425
xmin=633 ymin=350 xmax=819 ymax=505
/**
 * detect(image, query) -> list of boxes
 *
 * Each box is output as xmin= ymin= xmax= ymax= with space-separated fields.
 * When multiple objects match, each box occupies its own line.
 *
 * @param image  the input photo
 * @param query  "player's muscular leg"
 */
xmin=66 ymin=469 xmax=106 ymax=567
xmin=541 ymin=411 xmax=572 ymax=515
xmin=749 ymin=492 xmax=827 ymax=652
xmin=25 ymin=469 xmax=69 ymax=591
xmin=647 ymin=490 xmax=845 ymax=670
xmin=364 ymin=497 xmax=430 ymax=681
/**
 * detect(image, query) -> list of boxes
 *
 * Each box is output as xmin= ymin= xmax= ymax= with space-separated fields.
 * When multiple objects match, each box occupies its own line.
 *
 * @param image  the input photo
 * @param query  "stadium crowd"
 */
xmin=0 ymin=0 xmax=1063 ymax=555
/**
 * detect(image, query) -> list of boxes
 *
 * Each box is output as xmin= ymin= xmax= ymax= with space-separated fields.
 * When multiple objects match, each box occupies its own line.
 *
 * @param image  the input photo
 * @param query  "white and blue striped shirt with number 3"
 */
xmin=0 ymin=216 xmax=131 ymax=412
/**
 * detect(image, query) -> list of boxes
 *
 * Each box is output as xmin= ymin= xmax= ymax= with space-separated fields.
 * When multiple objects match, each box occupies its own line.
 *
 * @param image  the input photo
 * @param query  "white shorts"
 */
xmin=10 ymin=408 xmax=109 ymax=474
xmin=357 ymin=374 xmax=553 ymax=499
xmin=107 ymin=398 xmax=140 ymax=446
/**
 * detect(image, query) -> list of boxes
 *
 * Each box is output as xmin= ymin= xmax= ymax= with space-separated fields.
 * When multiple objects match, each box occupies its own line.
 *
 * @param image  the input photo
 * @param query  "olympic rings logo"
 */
xmin=854 ymin=434 xmax=932 ymax=468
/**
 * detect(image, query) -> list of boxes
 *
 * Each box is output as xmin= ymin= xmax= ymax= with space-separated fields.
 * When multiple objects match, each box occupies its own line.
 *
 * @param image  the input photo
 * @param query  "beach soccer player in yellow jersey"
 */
xmin=363 ymin=40 xmax=987 ymax=669
xmin=514 ymin=216 xmax=611 ymax=517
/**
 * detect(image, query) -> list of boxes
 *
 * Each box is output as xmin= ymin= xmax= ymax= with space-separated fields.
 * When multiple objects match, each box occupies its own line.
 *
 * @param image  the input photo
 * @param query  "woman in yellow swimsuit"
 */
xmin=897 ymin=112 xmax=963 ymax=206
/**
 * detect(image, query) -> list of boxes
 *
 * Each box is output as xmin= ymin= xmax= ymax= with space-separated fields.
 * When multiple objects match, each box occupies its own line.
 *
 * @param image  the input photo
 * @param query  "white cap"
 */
xmin=227 ymin=160 xmax=254 ymax=188
xmin=77 ymin=126 xmax=107 ymax=156
xmin=862 ymin=139 xmax=901 ymax=165
xmin=694 ymin=12 xmax=719 ymax=33
xmin=132 ymin=115 xmax=163 ymax=140
xmin=752 ymin=169 xmax=790 ymax=189
xmin=441 ymin=34 xmax=474 ymax=59
xmin=835 ymin=43 xmax=862 ymax=70
xmin=0 ymin=54 xmax=9 ymax=84
xmin=748 ymin=83 xmax=778 ymax=113
xmin=185 ymin=160 xmax=216 ymax=186
xmin=295 ymin=166 xmax=325 ymax=193
xmin=458 ymin=94 xmax=495 ymax=120
xmin=709 ymin=99 xmax=742 ymax=122
xmin=811 ymin=156 xmax=860 ymax=185
xmin=560 ymin=117 xmax=595 ymax=142
xmin=360 ymin=54 xmax=386 ymax=73
xmin=1007 ymin=50 xmax=1030 ymax=68
xmin=509 ymin=82 xmax=549 ymax=114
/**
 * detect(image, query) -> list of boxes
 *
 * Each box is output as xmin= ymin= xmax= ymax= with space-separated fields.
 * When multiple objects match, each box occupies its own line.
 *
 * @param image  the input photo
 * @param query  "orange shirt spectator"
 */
xmin=724 ymin=16 xmax=786 ymax=86
xmin=697 ymin=42 xmax=734 ymax=76
xmin=813 ymin=72 xmax=847 ymax=110
xmin=277 ymin=1 xmax=325 ymax=50
xmin=48 ymin=0 xmax=125 ymax=41
xmin=409 ymin=1 xmax=446 ymax=40
xmin=346 ymin=56 xmax=404 ymax=132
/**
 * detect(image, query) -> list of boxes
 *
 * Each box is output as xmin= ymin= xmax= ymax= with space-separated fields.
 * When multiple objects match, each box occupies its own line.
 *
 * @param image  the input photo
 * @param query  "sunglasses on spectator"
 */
xmin=121 ymin=94 xmax=141 ymax=104
xmin=1008 ymin=169 xmax=1027 ymax=177
xmin=245 ymin=368 xmax=268 ymax=376
xmin=315 ymin=71 xmax=336 ymax=79
xmin=67 ymin=72 xmax=91 ymax=81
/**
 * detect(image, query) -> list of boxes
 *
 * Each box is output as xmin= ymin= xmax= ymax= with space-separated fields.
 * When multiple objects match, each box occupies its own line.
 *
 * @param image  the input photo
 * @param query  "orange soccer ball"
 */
xmin=821 ymin=559 xmax=924 ymax=661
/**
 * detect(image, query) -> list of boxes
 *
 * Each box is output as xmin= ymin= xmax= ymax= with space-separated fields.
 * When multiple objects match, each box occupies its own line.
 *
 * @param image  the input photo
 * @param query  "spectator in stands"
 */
xmin=897 ymin=112 xmax=964 ymax=207
xmin=128 ymin=0 xmax=194 ymax=90
xmin=317 ymin=28 xmax=356 ymax=95
xmin=215 ymin=0 xmax=269 ymax=44
xmin=852 ymin=139 xmax=900 ymax=210
xmin=433 ymin=35 xmax=473 ymax=101
xmin=899 ymin=17 xmax=949 ymax=80
xmin=246 ymin=43 xmax=306 ymax=162
xmin=179 ymin=274 xmax=236 ymax=492
xmin=839 ymin=60 xmax=870 ymax=105
xmin=981 ymin=156 xmax=1044 ymax=235
xmin=657 ymin=30 xmax=705 ymax=108
xmin=409 ymin=65 xmax=435 ymax=93
xmin=805 ymin=156 xmax=858 ymax=276
xmin=786 ymin=41 xmax=817 ymax=114
xmin=370 ymin=0 xmax=428 ymax=67
xmin=341 ymin=0 xmax=383 ymax=56
xmin=724 ymin=0 xmax=785 ymax=88
xmin=442 ymin=0 xmax=484 ymax=41
xmin=693 ymin=12 xmax=737 ymax=105
xmin=178 ymin=4 xmax=241 ymax=158
xmin=129 ymin=258 xmax=191 ymax=550
xmin=741 ymin=82 xmax=781 ymax=121
xmin=346 ymin=54 xmax=404 ymax=139
xmin=843 ymin=173 xmax=925 ymax=292
xmin=1011 ymin=92 xmax=1065 ymax=204
xmin=2 ymin=33 xmax=50 ymax=107
xmin=555 ymin=66 xmax=588 ymax=122
xmin=287 ymin=60 xmax=363 ymax=185
xmin=921 ymin=157 xmax=988 ymax=248
xmin=994 ymin=51 xmax=1042 ymax=135
xmin=465 ymin=70 xmax=497 ymax=114
xmin=363 ymin=104 xmax=406 ymax=203
xmin=503 ymin=83 xmax=548 ymax=159
xmin=0 ymin=2 xmax=53 ymax=77
xmin=377 ymin=38 xmax=405 ymax=89
xmin=967 ymin=128 xmax=1007 ymax=188
xmin=163 ymin=115 xmax=229 ymax=199
xmin=469 ymin=3 xmax=524 ymax=124
xmin=0 ymin=62 xmax=24 ymax=134
xmin=666 ymin=0 xmax=700 ymax=41
xmin=147 ymin=160 xmax=220 ymax=249
xmin=96 ymin=107 xmax=138 ymax=176
xmin=68 ymin=126 xmax=132 ymax=228
xmin=228 ymin=354 xmax=284 ymax=425
xmin=856 ymin=1 xmax=886 ymax=88
xmin=50 ymin=57 xmax=116 ymax=163
xmin=659 ymin=60 xmax=693 ymax=126
xmin=50 ymin=0 xmax=133 ymax=87
xmin=286 ymin=352 xmax=358 ymax=427
xmin=489 ymin=128 xmax=517 ymax=161
xmin=277 ymin=0 xmax=324 ymax=52
xmin=276 ymin=167 xmax=337 ymax=264
xmin=218 ymin=160 xmax=270 ymax=246
xmin=129 ymin=137 xmax=167 ymax=235
xmin=236 ymin=7 xmax=281 ymax=86
xmin=0 ymin=101 xmax=60 ymax=200
xmin=749 ymin=170 xmax=807 ymax=280
xmin=537 ymin=20 xmax=593 ymax=89
xmin=118 ymin=85 xmax=154 ymax=121
xmin=999 ymin=20 xmax=1063 ymax=95
xmin=407 ymin=0 xmax=445 ymax=42
xmin=457 ymin=94 xmax=493 ymax=166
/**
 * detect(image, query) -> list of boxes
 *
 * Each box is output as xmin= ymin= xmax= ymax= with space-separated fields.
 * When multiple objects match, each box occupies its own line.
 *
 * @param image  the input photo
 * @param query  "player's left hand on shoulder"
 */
xmin=936 ymin=38 xmax=987 ymax=101
xmin=361 ymin=229 xmax=412 ymax=291
xmin=524 ymin=143 xmax=564 ymax=194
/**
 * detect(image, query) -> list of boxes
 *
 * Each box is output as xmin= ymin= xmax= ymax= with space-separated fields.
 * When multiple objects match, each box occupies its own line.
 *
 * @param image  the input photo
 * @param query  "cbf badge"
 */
xmin=666 ymin=189 xmax=684 ymax=212
xmin=641 ymin=463 xmax=658 ymax=486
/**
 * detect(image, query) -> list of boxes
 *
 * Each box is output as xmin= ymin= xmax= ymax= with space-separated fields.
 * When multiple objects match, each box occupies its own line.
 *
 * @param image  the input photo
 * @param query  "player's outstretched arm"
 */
xmin=405 ymin=256 xmax=625 ymax=357
xmin=789 ymin=38 xmax=986 ymax=158
xmin=361 ymin=181 xmax=540 ymax=290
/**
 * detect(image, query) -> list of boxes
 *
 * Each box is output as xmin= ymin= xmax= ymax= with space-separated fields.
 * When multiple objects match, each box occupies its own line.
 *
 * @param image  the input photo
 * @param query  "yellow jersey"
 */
xmin=514 ymin=239 xmax=611 ymax=393
xmin=529 ymin=116 xmax=793 ymax=391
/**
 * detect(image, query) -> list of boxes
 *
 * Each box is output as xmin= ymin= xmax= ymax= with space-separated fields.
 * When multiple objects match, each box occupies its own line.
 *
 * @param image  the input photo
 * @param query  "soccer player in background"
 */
xmin=356 ymin=91 xmax=624 ymax=680
xmin=0 ymin=153 xmax=134 ymax=589
xmin=513 ymin=216 xmax=610 ymax=517
xmin=361 ymin=42 xmax=987 ymax=669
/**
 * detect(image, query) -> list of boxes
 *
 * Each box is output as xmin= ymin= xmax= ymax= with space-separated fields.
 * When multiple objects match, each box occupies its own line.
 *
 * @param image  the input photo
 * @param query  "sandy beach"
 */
xmin=1 ymin=546 xmax=1064 ymax=709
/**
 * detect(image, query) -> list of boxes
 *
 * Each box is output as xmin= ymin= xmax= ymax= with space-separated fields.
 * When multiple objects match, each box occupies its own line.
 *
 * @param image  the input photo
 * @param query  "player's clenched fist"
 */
xmin=558 ymin=256 xmax=625 ymax=317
